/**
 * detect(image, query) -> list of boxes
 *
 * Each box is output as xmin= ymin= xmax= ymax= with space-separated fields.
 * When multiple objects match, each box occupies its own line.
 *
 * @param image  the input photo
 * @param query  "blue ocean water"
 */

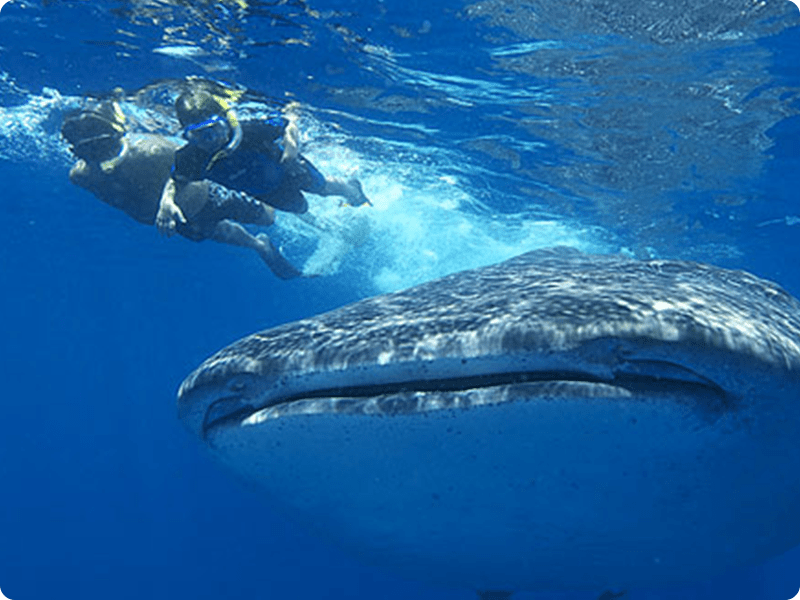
xmin=1 ymin=1 xmax=799 ymax=599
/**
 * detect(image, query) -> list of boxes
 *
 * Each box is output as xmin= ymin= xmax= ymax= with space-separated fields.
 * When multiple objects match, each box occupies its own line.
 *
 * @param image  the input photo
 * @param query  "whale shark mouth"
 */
xmin=200 ymin=357 xmax=733 ymax=437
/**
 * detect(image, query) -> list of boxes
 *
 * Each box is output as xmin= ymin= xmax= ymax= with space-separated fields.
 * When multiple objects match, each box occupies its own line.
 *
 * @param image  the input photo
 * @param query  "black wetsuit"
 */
xmin=171 ymin=115 xmax=326 ymax=214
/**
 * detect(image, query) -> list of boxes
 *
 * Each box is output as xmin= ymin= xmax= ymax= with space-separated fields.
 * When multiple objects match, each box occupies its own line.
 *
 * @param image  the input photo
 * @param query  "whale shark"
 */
xmin=177 ymin=247 xmax=800 ymax=595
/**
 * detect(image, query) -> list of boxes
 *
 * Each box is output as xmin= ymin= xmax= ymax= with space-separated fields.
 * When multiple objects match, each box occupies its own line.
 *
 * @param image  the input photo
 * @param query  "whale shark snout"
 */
xmin=177 ymin=247 xmax=800 ymax=591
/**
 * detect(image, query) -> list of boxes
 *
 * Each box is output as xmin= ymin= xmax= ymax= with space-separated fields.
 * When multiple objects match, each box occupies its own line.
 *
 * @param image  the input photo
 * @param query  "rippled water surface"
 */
xmin=1 ymin=1 xmax=799 ymax=599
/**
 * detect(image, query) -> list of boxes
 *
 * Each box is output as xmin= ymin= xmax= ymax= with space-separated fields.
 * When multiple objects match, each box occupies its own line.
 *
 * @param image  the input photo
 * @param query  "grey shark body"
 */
xmin=178 ymin=247 xmax=800 ymax=591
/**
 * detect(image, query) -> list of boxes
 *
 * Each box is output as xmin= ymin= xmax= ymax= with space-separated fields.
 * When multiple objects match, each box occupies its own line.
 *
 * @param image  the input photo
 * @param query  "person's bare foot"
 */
xmin=346 ymin=178 xmax=372 ymax=207
xmin=256 ymin=233 xmax=301 ymax=279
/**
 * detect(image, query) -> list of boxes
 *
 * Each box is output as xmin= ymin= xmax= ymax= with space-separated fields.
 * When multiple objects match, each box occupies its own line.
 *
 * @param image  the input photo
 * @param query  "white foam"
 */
xmin=275 ymin=135 xmax=610 ymax=293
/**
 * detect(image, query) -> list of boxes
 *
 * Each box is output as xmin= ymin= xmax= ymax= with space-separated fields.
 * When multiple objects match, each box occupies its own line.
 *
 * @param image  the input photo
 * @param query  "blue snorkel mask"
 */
xmin=176 ymin=89 xmax=243 ymax=166
xmin=183 ymin=114 xmax=232 ymax=152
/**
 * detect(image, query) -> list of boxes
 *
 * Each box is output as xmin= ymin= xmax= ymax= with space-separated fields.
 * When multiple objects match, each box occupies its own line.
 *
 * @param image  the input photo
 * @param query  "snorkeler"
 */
xmin=61 ymin=99 xmax=301 ymax=279
xmin=155 ymin=88 xmax=371 ymax=236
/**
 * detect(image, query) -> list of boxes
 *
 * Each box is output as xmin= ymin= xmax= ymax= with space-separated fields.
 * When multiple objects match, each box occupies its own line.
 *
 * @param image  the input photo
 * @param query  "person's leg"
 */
xmin=208 ymin=182 xmax=276 ymax=226
xmin=320 ymin=176 xmax=371 ymax=206
xmin=296 ymin=156 xmax=371 ymax=206
xmin=259 ymin=185 xmax=308 ymax=214
xmin=238 ymin=201 xmax=275 ymax=226
xmin=256 ymin=204 xmax=275 ymax=226
xmin=209 ymin=220 xmax=301 ymax=279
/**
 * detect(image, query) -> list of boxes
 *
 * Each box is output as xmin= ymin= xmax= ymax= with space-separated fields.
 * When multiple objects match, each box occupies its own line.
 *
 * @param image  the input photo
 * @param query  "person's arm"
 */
xmin=174 ymin=180 xmax=210 ymax=222
xmin=280 ymin=118 xmax=300 ymax=164
xmin=156 ymin=178 xmax=187 ymax=236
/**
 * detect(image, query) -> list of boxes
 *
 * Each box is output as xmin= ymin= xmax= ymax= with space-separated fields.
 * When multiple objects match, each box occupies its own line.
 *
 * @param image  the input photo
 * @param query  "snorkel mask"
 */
xmin=61 ymin=100 xmax=126 ymax=163
xmin=183 ymin=114 xmax=232 ymax=152
xmin=176 ymin=90 xmax=242 ymax=165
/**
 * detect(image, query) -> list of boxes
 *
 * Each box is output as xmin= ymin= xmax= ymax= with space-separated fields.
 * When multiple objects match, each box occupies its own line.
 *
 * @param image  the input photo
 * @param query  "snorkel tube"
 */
xmin=206 ymin=96 xmax=242 ymax=168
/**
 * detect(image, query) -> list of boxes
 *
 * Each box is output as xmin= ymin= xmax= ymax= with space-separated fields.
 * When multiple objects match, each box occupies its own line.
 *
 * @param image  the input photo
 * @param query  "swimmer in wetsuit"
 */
xmin=61 ymin=99 xmax=301 ymax=279
xmin=156 ymin=89 xmax=371 ymax=236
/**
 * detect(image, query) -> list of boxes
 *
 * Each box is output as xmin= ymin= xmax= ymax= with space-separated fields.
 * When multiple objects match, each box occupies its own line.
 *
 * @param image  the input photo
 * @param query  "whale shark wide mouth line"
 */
xmin=200 ymin=361 xmax=733 ymax=436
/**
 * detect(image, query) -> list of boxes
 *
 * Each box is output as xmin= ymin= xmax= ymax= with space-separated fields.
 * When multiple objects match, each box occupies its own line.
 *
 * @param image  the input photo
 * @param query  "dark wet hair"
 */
xmin=61 ymin=100 xmax=126 ymax=163
xmin=175 ymin=90 xmax=226 ymax=127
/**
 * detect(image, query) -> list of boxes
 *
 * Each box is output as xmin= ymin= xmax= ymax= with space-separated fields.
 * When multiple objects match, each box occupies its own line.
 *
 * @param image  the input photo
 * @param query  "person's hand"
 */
xmin=156 ymin=201 xmax=186 ymax=237
xmin=280 ymin=143 xmax=298 ymax=164
xmin=279 ymin=121 xmax=300 ymax=163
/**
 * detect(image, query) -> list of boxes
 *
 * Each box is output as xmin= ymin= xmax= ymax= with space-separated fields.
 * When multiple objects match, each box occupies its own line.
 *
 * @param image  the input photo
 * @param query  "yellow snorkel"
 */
xmin=206 ymin=94 xmax=242 ymax=169
xmin=109 ymin=100 xmax=126 ymax=131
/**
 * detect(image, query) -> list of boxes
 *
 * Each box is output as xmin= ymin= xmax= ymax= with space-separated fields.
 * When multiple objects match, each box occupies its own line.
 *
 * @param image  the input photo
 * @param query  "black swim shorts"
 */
xmin=177 ymin=182 xmax=272 ymax=241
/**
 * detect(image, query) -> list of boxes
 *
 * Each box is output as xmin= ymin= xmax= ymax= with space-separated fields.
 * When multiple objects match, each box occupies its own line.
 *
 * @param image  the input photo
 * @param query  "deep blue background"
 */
xmin=1 ymin=1 xmax=800 ymax=599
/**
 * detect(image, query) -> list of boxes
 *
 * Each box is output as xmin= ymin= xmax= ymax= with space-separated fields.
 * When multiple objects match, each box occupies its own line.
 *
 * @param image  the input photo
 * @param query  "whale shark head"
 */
xmin=177 ymin=247 xmax=800 ymax=592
